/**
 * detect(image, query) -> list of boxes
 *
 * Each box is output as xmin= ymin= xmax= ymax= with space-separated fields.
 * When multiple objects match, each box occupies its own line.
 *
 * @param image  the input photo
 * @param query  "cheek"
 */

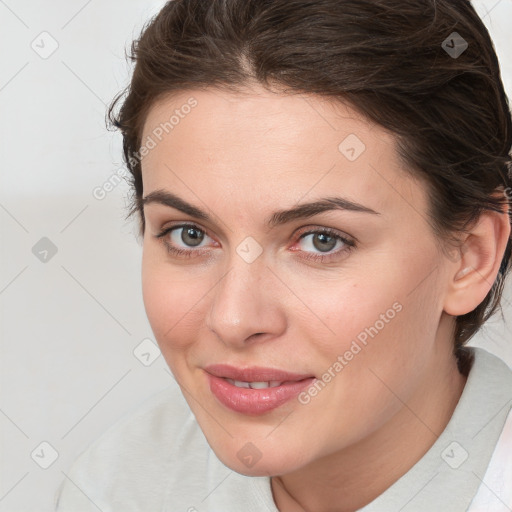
xmin=298 ymin=274 xmax=404 ymax=355
xmin=325 ymin=274 xmax=443 ymax=410
xmin=296 ymin=285 xmax=440 ymax=447
xmin=141 ymin=249 xmax=205 ymax=351
xmin=302 ymin=254 xmax=443 ymax=375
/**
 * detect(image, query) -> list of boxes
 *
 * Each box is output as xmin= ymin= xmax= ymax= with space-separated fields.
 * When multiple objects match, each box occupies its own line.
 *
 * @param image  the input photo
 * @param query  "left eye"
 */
xmin=298 ymin=231 xmax=344 ymax=253
xmin=292 ymin=228 xmax=355 ymax=262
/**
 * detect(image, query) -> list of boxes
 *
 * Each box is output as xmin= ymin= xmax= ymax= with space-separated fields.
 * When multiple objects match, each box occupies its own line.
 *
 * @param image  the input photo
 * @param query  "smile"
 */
xmin=204 ymin=364 xmax=316 ymax=415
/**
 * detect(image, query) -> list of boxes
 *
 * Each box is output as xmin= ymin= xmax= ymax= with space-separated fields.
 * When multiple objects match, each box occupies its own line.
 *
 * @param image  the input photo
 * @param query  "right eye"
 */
xmin=155 ymin=223 xmax=215 ymax=258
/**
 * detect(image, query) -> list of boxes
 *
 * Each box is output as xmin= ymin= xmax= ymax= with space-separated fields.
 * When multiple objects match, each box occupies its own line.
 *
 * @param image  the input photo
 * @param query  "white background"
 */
xmin=0 ymin=1 xmax=511 ymax=511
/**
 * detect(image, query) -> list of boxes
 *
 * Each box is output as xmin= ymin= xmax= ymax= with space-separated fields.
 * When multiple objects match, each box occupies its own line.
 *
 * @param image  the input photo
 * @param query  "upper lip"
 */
xmin=204 ymin=364 xmax=314 ymax=382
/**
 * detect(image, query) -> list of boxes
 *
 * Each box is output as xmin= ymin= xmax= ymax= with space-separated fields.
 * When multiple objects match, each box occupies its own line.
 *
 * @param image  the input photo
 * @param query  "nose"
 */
xmin=205 ymin=251 xmax=286 ymax=349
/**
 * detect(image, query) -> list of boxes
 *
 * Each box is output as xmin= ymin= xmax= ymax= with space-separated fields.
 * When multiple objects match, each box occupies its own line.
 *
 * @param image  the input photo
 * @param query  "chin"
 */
xmin=209 ymin=438 xmax=309 ymax=478
xmin=218 ymin=454 xmax=292 ymax=478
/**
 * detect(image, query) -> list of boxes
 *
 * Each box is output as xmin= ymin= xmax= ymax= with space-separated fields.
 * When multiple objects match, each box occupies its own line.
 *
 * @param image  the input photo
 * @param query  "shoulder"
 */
xmin=469 ymin=407 xmax=512 ymax=510
xmin=55 ymin=383 xmax=206 ymax=511
xmin=467 ymin=347 xmax=512 ymax=511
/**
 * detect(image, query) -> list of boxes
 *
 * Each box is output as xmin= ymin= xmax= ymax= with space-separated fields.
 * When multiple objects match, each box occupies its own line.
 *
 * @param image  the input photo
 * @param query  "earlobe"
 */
xmin=443 ymin=205 xmax=511 ymax=316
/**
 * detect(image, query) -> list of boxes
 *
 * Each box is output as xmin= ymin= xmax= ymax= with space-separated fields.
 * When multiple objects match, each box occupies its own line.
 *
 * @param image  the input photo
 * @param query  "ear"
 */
xmin=443 ymin=198 xmax=511 ymax=316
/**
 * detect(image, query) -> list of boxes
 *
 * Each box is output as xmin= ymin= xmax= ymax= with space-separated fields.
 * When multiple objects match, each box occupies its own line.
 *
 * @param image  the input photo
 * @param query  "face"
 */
xmin=140 ymin=85 xmax=454 ymax=477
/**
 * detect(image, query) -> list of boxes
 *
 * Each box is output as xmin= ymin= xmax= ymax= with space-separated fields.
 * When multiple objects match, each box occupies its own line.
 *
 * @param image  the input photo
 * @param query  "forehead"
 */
xmin=140 ymin=85 xmax=428 ymax=221
xmin=142 ymin=85 xmax=391 ymax=152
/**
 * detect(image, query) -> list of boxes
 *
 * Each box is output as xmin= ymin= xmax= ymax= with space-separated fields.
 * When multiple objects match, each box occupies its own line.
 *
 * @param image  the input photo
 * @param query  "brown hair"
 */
xmin=108 ymin=0 xmax=512 ymax=359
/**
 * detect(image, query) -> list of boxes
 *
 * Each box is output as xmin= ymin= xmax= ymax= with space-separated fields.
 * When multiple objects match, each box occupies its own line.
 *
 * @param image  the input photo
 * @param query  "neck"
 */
xmin=271 ymin=318 xmax=468 ymax=512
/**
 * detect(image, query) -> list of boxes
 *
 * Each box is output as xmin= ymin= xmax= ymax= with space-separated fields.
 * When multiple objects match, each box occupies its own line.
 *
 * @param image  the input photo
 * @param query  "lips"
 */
xmin=204 ymin=364 xmax=316 ymax=415
xmin=204 ymin=364 xmax=314 ymax=383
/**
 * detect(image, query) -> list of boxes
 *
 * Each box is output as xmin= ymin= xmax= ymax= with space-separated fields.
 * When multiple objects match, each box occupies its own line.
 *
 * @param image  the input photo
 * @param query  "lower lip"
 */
xmin=206 ymin=373 xmax=316 ymax=415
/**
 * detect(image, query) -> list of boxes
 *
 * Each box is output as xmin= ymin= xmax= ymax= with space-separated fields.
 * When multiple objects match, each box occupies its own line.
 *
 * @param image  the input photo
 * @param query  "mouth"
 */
xmin=204 ymin=364 xmax=316 ymax=415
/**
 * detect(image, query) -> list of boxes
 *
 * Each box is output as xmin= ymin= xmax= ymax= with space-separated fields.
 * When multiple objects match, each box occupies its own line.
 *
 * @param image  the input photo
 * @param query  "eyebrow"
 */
xmin=141 ymin=189 xmax=379 ymax=228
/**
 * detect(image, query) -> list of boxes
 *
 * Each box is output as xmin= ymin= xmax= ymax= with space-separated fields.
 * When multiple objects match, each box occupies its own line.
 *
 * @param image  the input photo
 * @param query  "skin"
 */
xmin=139 ymin=84 xmax=510 ymax=512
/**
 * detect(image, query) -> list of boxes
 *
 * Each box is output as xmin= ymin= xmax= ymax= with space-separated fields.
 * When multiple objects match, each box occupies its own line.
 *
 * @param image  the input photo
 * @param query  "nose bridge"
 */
xmin=206 ymin=245 xmax=283 ymax=346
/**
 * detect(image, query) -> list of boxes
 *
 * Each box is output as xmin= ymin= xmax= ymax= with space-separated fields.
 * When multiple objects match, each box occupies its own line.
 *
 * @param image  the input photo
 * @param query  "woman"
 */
xmin=55 ymin=0 xmax=512 ymax=510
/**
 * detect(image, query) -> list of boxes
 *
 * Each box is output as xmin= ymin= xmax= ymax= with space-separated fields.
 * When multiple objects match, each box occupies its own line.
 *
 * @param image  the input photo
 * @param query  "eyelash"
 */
xmin=155 ymin=223 xmax=356 ymax=263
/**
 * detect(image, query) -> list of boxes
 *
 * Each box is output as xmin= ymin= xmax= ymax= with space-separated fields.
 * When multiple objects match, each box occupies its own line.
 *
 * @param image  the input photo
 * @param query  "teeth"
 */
xmin=233 ymin=380 xmax=250 ymax=388
xmin=249 ymin=381 xmax=273 ymax=389
xmin=226 ymin=379 xmax=284 ymax=389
